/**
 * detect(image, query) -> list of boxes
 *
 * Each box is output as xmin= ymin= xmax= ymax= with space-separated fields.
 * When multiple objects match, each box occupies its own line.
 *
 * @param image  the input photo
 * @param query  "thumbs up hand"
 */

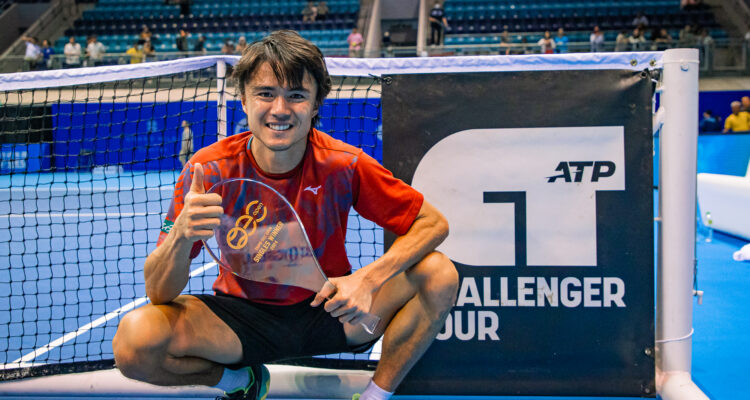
xmin=174 ymin=163 xmax=224 ymax=242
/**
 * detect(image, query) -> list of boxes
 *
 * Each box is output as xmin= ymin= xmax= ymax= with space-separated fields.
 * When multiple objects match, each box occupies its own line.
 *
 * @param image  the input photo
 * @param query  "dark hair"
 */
xmin=704 ymin=109 xmax=713 ymax=116
xmin=232 ymin=30 xmax=331 ymax=124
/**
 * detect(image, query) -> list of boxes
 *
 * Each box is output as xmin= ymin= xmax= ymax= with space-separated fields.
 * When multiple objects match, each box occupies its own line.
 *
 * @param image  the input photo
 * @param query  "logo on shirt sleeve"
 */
xmin=161 ymin=219 xmax=175 ymax=234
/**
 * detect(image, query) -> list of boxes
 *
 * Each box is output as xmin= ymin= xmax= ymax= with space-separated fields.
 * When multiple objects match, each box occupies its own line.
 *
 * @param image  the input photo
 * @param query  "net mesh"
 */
xmin=0 ymin=61 xmax=383 ymax=380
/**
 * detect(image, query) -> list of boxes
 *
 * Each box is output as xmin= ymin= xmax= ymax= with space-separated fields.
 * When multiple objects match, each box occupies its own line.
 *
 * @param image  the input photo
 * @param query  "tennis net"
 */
xmin=0 ymin=56 xmax=383 ymax=380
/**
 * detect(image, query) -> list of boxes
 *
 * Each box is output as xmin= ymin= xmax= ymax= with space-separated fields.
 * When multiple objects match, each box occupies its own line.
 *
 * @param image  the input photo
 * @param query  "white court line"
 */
xmin=8 ymin=262 xmax=218 ymax=366
xmin=7 ymin=212 xmax=152 ymax=218
xmin=0 ymin=187 xmax=174 ymax=193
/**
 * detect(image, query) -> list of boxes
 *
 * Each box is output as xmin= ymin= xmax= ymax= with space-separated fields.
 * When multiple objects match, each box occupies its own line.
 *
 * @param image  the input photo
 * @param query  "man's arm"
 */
xmin=144 ymin=163 xmax=223 ymax=304
xmin=311 ymin=200 xmax=449 ymax=324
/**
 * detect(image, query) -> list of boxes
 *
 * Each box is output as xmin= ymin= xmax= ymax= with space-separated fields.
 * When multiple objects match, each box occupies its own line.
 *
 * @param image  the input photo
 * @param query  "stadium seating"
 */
xmin=58 ymin=0 xmax=358 ymax=55
xmin=442 ymin=0 xmax=721 ymax=44
xmin=55 ymin=29 xmax=352 ymax=54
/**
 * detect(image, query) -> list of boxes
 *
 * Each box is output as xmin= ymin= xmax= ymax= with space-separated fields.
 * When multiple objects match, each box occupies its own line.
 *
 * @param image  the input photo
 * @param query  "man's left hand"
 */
xmin=310 ymin=272 xmax=378 ymax=326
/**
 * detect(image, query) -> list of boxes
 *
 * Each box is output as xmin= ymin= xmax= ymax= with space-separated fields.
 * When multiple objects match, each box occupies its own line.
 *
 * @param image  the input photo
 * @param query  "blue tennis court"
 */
xmin=0 ymin=170 xmax=384 ymax=373
xmin=1 ymin=174 xmax=748 ymax=398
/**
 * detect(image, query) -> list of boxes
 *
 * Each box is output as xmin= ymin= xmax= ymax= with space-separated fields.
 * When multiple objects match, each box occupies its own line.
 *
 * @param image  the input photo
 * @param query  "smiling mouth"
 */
xmin=267 ymin=123 xmax=292 ymax=131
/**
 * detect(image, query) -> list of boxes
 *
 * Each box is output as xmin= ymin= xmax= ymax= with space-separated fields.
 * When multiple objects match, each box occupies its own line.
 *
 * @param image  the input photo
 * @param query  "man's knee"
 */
xmin=113 ymin=305 xmax=172 ymax=380
xmin=410 ymin=252 xmax=459 ymax=308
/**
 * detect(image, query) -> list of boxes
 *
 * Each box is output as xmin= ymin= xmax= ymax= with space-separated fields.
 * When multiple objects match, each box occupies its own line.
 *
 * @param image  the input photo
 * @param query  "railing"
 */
xmin=1 ymin=0 xmax=80 ymax=59
xmin=379 ymin=38 xmax=750 ymax=75
xmin=0 ymin=0 xmax=12 ymax=14
xmin=0 ymin=48 xmax=353 ymax=73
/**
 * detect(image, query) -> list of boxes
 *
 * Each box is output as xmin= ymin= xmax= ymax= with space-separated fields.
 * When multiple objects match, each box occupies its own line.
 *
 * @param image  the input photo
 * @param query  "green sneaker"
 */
xmin=218 ymin=365 xmax=270 ymax=400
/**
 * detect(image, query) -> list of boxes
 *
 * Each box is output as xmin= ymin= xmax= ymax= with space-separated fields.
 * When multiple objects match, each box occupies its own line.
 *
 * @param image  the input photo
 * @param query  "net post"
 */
xmin=416 ymin=0 xmax=427 ymax=56
xmin=217 ymin=59 xmax=228 ymax=140
xmin=656 ymin=48 xmax=709 ymax=400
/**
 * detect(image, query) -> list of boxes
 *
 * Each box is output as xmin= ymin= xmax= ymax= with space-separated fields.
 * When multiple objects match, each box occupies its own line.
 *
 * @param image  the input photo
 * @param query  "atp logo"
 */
xmin=411 ymin=126 xmax=625 ymax=267
xmin=547 ymin=161 xmax=616 ymax=183
xmin=227 ymin=200 xmax=267 ymax=250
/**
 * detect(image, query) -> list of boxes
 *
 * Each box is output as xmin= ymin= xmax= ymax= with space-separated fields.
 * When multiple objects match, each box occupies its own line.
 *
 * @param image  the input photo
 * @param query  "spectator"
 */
xmin=178 ymin=120 xmax=193 ymax=166
xmin=429 ymin=1 xmax=449 ymax=46
xmin=681 ymin=0 xmax=702 ymax=10
xmin=699 ymin=110 xmax=722 ymax=132
xmin=235 ymin=36 xmax=247 ymax=54
xmin=514 ymin=35 xmax=530 ymax=55
xmin=221 ymin=39 xmax=235 ymax=55
xmin=590 ymin=26 xmax=605 ymax=52
xmin=614 ymin=30 xmax=629 ymax=52
xmin=178 ymin=0 xmax=191 ymax=16
xmin=143 ymin=40 xmax=156 ymax=62
xmin=86 ymin=35 xmax=106 ymax=67
xmin=316 ymin=1 xmax=329 ymax=21
xmin=21 ymin=36 xmax=41 ymax=71
xmin=678 ymin=24 xmax=696 ymax=47
xmin=40 ymin=39 xmax=54 ymax=69
xmin=347 ymin=27 xmax=363 ymax=57
xmin=193 ymin=34 xmax=206 ymax=54
xmin=125 ymin=42 xmax=144 ymax=64
xmin=139 ymin=25 xmax=152 ymax=45
xmin=698 ymin=28 xmax=714 ymax=64
xmin=651 ymin=28 xmax=673 ymax=50
xmin=723 ymin=101 xmax=750 ymax=133
xmin=629 ymin=27 xmax=646 ymax=51
xmin=554 ymin=28 xmax=568 ymax=53
xmin=63 ymin=36 xmax=82 ymax=68
xmin=740 ymin=96 xmax=750 ymax=112
xmin=632 ymin=11 xmax=649 ymax=28
xmin=302 ymin=0 xmax=317 ymax=22
xmin=499 ymin=28 xmax=511 ymax=55
xmin=176 ymin=29 xmax=189 ymax=53
xmin=382 ymin=30 xmax=393 ymax=57
xmin=537 ymin=30 xmax=555 ymax=54
xmin=698 ymin=28 xmax=714 ymax=47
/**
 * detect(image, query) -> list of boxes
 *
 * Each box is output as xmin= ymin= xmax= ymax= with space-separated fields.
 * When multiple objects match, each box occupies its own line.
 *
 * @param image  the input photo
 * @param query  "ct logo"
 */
xmin=411 ymin=126 xmax=625 ymax=267
xmin=227 ymin=200 xmax=267 ymax=250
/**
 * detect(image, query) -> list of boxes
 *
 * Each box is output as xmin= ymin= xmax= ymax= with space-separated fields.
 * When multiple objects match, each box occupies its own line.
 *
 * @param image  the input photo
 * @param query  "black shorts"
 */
xmin=194 ymin=293 xmax=379 ymax=369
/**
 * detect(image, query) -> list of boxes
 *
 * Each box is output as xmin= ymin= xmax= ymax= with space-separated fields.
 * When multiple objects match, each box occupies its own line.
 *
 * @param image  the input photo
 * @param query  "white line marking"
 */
xmin=0 ymin=187 xmax=174 ymax=193
xmin=7 ymin=213 xmax=153 ymax=218
xmin=9 ymin=262 xmax=218 ymax=366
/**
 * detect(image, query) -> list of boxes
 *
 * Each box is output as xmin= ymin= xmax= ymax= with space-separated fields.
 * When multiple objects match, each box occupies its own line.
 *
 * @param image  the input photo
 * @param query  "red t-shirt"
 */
xmin=157 ymin=128 xmax=424 ymax=305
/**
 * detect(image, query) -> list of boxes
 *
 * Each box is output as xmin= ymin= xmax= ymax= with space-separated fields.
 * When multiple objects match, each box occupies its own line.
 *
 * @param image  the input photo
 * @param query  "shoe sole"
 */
xmin=258 ymin=365 xmax=270 ymax=400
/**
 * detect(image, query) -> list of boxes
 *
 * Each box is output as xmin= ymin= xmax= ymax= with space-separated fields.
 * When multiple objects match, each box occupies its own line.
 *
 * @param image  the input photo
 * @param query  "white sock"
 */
xmin=359 ymin=380 xmax=393 ymax=400
xmin=213 ymin=367 xmax=250 ymax=393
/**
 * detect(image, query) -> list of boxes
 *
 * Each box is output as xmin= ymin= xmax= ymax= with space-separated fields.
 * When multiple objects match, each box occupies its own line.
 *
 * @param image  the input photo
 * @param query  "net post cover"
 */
xmin=383 ymin=70 xmax=655 ymax=397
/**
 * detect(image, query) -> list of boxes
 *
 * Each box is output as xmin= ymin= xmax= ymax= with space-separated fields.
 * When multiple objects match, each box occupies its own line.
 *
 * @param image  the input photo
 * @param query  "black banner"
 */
xmin=383 ymin=70 xmax=654 ymax=397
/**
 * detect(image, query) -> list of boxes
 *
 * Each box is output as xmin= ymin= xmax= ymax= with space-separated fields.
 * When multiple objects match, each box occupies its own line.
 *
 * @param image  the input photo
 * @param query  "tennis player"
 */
xmin=113 ymin=30 xmax=458 ymax=400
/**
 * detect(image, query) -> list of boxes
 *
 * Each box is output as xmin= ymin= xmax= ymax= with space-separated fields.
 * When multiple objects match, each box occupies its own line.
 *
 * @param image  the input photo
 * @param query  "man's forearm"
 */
xmin=143 ymin=231 xmax=195 ymax=304
xmin=360 ymin=201 xmax=449 ymax=289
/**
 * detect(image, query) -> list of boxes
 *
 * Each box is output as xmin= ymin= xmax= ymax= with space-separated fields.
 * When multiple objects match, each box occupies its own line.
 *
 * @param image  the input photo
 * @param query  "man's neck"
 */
xmin=250 ymin=136 xmax=308 ymax=175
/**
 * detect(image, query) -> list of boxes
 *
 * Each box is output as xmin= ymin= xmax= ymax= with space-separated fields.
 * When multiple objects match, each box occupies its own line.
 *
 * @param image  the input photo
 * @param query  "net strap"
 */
xmin=0 ymin=52 xmax=665 ymax=90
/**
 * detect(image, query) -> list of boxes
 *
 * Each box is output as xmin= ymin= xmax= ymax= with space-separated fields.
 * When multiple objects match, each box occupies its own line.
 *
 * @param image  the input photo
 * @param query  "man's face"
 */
xmin=241 ymin=62 xmax=318 ymax=154
xmin=742 ymin=97 xmax=750 ymax=109
xmin=69 ymin=37 xmax=75 ymax=43
xmin=732 ymin=103 xmax=740 ymax=113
